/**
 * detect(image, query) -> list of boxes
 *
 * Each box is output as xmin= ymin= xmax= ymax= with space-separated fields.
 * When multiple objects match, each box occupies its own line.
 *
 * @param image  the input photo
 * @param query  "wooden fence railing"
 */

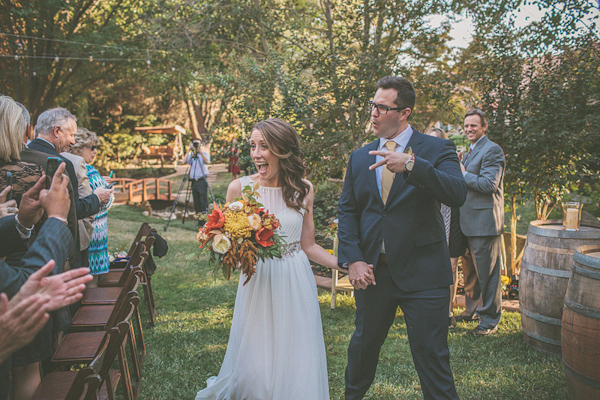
xmin=111 ymin=178 xmax=174 ymax=204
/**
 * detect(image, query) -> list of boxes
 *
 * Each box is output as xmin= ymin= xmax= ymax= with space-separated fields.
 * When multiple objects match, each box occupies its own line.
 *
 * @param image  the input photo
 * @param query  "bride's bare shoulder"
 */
xmin=227 ymin=179 xmax=242 ymax=201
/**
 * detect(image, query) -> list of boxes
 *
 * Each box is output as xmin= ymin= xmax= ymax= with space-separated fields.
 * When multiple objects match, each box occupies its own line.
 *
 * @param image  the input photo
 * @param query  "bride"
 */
xmin=195 ymin=118 xmax=338 ymax=400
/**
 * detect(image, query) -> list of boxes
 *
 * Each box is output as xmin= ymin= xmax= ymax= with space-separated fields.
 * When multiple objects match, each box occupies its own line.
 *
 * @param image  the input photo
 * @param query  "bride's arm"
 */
xmin=300 ymin=181 xmax=340 ymax=270
xmin=226 ymin=179 xmax=242 ymax=202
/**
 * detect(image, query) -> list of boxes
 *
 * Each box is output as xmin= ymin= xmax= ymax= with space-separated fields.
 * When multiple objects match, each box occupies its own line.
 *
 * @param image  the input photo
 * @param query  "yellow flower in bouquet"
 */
xmin=196 ymin=182 xmax=285 ymax=285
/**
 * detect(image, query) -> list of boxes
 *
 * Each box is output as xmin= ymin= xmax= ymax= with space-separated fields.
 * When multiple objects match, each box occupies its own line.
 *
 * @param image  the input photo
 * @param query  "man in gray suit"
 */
xmin=458 ymin=109 xmax=505 ymax=335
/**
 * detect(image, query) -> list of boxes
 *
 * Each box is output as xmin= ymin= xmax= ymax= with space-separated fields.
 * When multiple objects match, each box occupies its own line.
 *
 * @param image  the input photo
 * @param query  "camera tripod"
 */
xmin=164 ymin=158 xmax=215 ymax=232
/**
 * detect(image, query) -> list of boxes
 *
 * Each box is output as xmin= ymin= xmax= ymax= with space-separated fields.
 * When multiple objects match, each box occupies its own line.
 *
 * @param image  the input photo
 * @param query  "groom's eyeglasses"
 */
xmin=367 ymin=101 xmax=407 ymax=115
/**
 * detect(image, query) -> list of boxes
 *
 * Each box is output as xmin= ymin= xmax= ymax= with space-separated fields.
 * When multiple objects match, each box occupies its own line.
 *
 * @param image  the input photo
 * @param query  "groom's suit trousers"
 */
xmin=345 ymin=260 xmax=456 ymax=400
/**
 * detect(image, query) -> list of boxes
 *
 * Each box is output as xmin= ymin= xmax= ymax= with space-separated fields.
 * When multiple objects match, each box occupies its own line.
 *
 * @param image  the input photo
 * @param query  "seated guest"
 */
xmin=64 ymin=128 xmax=114 ymax=286
xmin=0 ymin=163 xmax=85 ymax=400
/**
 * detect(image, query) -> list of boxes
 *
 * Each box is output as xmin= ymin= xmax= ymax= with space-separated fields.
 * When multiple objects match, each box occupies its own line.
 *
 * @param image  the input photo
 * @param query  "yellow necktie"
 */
xmin=382 ymin=141 xmax=397 ymax=204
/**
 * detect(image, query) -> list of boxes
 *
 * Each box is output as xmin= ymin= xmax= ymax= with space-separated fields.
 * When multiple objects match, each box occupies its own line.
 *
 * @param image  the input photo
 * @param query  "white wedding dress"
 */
xmin=195 ymin=176 xmax=330 ymax=400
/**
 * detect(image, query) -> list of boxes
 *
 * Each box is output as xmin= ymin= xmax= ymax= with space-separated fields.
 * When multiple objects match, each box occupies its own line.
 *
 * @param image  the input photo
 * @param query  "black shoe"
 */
xmin=449 ymin=316 xmax=457 ymax=329
xmin=455 ymin=314 xmax=480 ymax=322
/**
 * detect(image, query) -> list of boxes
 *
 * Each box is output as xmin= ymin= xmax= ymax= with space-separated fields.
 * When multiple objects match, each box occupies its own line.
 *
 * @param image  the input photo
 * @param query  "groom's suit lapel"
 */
xmin=385 ymin=128 xmax=424 ymax=208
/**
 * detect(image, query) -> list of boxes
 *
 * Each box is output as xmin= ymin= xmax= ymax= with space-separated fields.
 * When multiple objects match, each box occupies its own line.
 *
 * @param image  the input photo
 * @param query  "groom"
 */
xmin=337 ymin=76 xmax=467 ymax=399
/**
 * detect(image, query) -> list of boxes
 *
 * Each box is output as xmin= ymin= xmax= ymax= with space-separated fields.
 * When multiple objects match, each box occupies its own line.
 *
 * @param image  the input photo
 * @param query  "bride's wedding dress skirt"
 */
xmin=196 ymin=178 xmax=330 ymax=400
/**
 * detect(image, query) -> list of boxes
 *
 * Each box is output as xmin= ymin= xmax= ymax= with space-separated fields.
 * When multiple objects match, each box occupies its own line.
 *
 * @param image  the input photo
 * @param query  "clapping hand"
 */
xmin=348 ymin=261 xmax=376 ymax=290
xmin=0 ymin=292 xmax=50 ymax=363
xmin=10 ymin=260 xmax=92 ymax=312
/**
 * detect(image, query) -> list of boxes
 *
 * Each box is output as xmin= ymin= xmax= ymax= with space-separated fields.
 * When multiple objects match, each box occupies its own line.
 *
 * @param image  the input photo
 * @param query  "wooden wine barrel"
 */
xmin=520 ymin=219 xmax=600 ymax=354
xmin=562 ymin=246 xmax=600 ymax=399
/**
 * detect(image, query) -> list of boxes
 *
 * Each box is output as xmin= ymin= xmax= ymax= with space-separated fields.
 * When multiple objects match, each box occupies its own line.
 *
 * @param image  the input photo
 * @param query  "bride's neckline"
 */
xmin=246 ymin=176 xmax=281 ymax=190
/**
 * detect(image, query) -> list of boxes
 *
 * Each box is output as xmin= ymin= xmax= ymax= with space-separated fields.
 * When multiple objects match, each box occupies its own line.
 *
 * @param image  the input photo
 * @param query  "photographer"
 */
xmin=183 ymin=140 xmax=210 ymax=226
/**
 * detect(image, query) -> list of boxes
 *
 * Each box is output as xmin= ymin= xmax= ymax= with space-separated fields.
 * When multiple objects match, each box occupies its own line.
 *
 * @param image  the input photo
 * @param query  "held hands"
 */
xmin=368 ymin=150 xmax=411 ymax=173
xmin=460 ymin=162 xmax=466 ymax=174
xmin=348 ymin=261 xmax=376 ymax=290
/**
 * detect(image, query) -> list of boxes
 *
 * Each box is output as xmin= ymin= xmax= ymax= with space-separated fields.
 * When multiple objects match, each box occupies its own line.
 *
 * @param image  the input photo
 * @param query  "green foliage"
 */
xmin=461 ymin=0 xmax=600 ymax=221
xmin=313 ymin=180 xmax=343 ymax=234
xmin=1 ymin=0 xmax=151 ymax=118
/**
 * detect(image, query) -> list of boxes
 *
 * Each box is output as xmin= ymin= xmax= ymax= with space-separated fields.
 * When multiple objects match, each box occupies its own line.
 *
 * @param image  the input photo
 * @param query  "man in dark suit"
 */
xmin=28 ymin=107 xmax=112 ymax=268
xmin=457 ymin=109 xmax=505 ymax=335
xmin=338 ymin=76 xmax=467 ymax=400
xmin=28 ymin=108 xmax=109 ymax=220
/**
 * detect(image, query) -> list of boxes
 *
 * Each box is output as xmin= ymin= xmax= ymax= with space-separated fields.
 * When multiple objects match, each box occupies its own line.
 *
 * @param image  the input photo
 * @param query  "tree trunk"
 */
xmin=181 ymin=86 xmax=200 ymax=139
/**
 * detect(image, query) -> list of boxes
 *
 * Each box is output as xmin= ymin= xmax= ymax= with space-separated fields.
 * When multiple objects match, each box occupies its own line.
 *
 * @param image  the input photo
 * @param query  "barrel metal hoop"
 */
xmin=522 ymin=328 xmax=562 ymax=346
xmin=563 ymin=362 xmax=600 ymax=390
xmin=572 ymin=264 xmax=600 ymax=280
xmin=564 ymin=297 xmax=600 ymax=321
xmin=529 ymin=220 xmax=600 ymax=239
xmin=521 ymin=307 xmax=562 ymax=326
xmin=521 ymin=260 xmax=571 ymax=278
xmin=574 ymin=251 xmax=600 ymax=270
xmin=525 ymin=242 xmax=575 ymax=255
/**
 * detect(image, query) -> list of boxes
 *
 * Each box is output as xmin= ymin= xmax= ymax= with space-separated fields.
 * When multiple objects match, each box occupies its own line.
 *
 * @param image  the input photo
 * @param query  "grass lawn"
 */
xmin=107 ymin=199 xmax=567 ymax=399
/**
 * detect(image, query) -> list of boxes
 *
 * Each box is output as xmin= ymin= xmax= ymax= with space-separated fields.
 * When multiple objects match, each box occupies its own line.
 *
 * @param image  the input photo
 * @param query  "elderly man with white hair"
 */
xmin=28 ymin=108 xmax=113 ymax=269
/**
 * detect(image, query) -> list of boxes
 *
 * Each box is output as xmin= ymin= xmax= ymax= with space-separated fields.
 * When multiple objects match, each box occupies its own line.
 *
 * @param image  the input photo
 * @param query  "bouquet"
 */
xmin=196 ymin=182 xmax=286 ymax=284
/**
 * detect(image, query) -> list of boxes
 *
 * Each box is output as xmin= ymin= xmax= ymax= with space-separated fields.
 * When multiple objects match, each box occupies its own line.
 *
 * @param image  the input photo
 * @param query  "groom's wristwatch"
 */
xmin=404 ymin=154 xmax=415 ymax=172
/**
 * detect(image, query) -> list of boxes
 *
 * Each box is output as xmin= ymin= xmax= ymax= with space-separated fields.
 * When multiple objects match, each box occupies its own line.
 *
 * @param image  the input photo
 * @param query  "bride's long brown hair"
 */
xmin=252 ymin=118 xmax=310 ymax=212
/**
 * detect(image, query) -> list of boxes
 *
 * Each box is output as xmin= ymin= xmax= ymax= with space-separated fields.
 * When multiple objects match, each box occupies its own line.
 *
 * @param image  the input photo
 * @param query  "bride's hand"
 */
xmin=348 ymin=262 xmax=376 ymax=290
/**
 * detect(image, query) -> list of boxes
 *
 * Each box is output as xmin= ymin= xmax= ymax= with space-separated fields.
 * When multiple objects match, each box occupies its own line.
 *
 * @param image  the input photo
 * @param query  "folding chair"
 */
xmin=50 ymin=297 xmax=141 ymax=400
xmin=109 ymin=223 xmax=152 ymax=271
xmin=71 ymin=268 xmax=144 ymax=331
xmin=81 ymin=245 xmax=147 ymax=306
xmin=33 ymin=319 xmax=129 ymax=400
xmin=99 ymin=235 xmax=158 ymax=326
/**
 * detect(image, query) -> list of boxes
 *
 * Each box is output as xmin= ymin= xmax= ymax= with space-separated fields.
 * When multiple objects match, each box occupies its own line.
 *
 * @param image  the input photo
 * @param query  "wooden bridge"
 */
xmin=111 ymin=178 xmax=175 ymax=204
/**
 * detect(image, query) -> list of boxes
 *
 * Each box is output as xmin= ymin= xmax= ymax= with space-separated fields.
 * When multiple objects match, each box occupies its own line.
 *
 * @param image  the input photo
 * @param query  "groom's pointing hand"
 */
xmin=368 ymin=150 xmax=411 ymax=173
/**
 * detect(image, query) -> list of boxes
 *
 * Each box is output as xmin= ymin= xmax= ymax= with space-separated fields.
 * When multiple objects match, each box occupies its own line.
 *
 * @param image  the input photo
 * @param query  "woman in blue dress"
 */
xmin=67 ymin=127 xmax=113 ymax=278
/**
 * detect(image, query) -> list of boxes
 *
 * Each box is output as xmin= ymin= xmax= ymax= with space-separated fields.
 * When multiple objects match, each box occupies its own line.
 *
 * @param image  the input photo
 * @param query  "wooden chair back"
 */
xmin=63 ymin=319 xmax=129 ymax=400
xmin=115 ymin=244 xmax=148 ymax=286
xmin=127 ymin=223 xmax=152 ymax=255
xmin=105 ymin=271 xmax=143 ymax=329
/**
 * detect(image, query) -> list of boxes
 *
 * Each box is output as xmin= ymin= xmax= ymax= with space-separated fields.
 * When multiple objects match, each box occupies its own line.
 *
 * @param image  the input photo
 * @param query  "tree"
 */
xmin=460 ymin=0 xmax=600 ymax=274
xmin=0 ymin=0 xmax=151 ymax=120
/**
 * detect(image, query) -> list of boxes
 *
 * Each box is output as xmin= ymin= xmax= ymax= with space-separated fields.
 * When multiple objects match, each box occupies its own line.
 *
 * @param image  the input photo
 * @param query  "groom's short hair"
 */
xmin=376 ymin=76 xmax=416 ymax=111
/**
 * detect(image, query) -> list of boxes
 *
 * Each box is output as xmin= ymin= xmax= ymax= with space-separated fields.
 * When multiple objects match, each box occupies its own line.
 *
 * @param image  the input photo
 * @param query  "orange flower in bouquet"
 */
xmin=196 ymin=182 xmax=285 ymax=285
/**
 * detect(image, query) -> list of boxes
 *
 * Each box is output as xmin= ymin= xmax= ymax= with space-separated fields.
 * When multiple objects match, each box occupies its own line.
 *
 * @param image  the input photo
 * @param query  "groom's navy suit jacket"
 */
xmin=338 ymin=129 xmax=467 ymax=292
